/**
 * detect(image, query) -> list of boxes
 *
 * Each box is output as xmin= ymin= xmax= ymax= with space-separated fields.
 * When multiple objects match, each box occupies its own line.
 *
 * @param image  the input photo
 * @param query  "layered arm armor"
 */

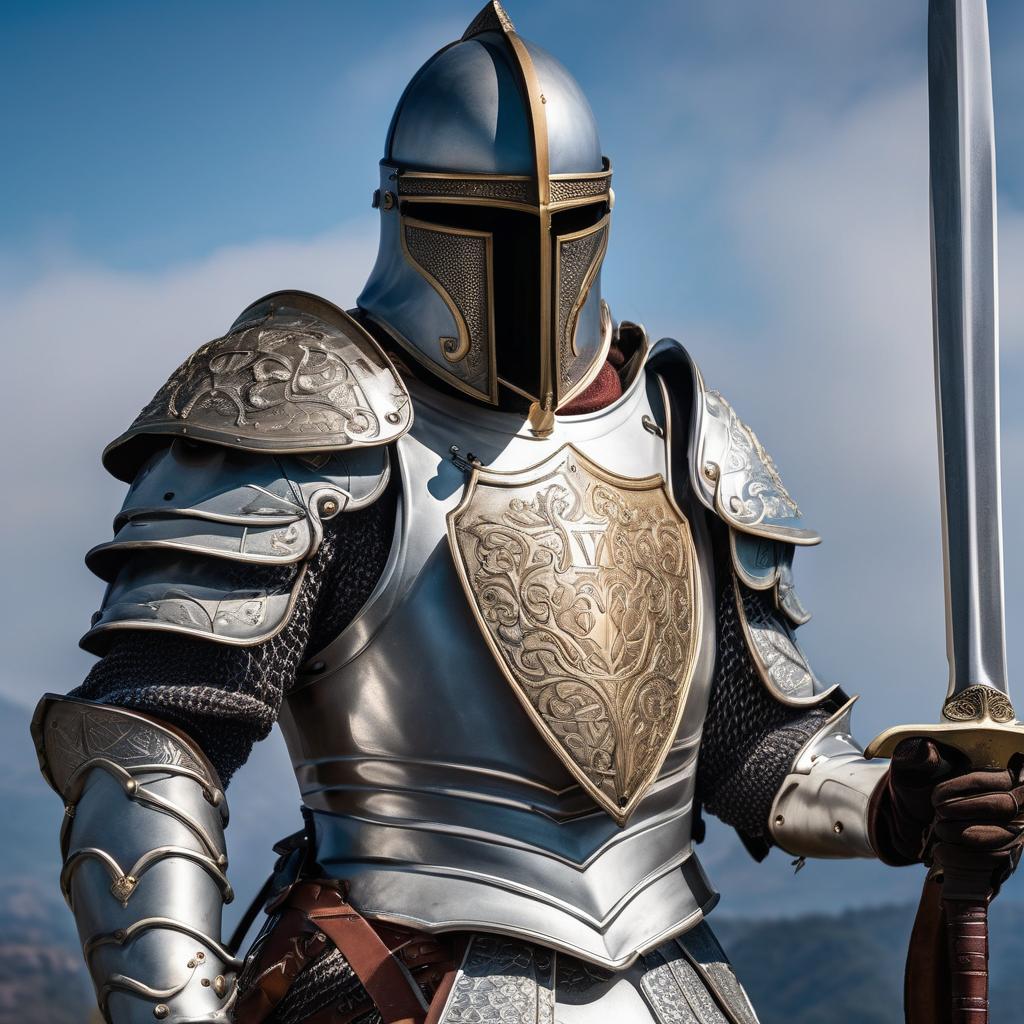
xmin=36 ymin=291 xmax=410 ymax=1022
xmin=32 ymin=697 xmax=238 ymax=1022
xmin=653 ymin=339 xmax=888 ymax=861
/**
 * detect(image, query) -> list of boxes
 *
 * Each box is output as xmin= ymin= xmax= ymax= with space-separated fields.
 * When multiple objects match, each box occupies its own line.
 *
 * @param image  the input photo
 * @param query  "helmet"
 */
xmin=357 ymin=1 xmax=613 ymax=433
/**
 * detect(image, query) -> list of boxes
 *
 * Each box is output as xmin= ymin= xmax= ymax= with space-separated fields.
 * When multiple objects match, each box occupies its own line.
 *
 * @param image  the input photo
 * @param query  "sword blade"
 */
xmin=928 ymin=0 xmax=1008 ymax=699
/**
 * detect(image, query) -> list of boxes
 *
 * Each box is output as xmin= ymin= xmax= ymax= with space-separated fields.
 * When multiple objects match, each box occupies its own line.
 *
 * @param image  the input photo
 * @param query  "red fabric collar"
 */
xmin=556 ymin=359 xmax=624 ymax=416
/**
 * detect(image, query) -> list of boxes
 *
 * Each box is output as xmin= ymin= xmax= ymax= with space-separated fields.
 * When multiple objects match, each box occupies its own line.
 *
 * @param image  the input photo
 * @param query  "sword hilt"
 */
xmin=946 ymin=897 xmax=990 ymax=1023
xmin=864 ymin=686 xmax=1023 ymax=769
xmin=866 ymin=693 xmax=1024 ymax=1024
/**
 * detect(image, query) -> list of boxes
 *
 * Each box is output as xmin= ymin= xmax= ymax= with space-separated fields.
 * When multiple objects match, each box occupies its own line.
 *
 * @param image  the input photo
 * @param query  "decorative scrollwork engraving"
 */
xmin=44 ymin=701 xmax=208 ymax=797
xmin=105 ymin=295 xmax=411 ymax=479
xmin=942 ymin=685 xmax=1016 ymax=724
xmin=448 ymin=445 xmax=700 ymax=824
xmin=146 ymin=314 xmax=381 ymax=441
xmin=697 ymin=387 xmax=821 ymax=543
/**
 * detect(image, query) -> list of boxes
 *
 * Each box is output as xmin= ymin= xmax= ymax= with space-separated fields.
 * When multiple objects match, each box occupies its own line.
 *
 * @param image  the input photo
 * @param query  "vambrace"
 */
xmin=768 ymin=699 xmax=888 ymax=859
xmin=32 ymin=695 xmax=240 ymax=1023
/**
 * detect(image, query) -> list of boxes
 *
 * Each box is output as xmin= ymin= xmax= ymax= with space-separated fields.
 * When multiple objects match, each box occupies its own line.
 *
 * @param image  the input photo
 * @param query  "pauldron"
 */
xmin=652 ymin=338 xmax=831 ymax=708
xmin=82 ymin=291 xmax=409 ymax=654
xmin=31 ymin=696 xmax=239 ymax=1022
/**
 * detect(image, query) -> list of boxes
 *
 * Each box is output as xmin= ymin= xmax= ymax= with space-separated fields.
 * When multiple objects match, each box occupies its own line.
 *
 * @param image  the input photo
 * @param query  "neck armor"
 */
xmin=357 ymin=1 xmax=614 ymax=433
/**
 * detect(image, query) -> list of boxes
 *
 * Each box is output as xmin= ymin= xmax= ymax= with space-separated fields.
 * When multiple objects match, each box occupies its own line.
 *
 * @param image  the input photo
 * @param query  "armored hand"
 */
xmin=31 ymin=696 xmax=240 ymax=1023
xmin=871 ymin=738 xmax=1024 ymax=897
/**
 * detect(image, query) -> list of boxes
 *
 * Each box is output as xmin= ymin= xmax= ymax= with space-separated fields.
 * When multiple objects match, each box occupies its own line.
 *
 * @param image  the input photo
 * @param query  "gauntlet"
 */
xmin=32 ymin=695 xmax=239 ymax=1023
xmin=870 ymin=737 xmax=1024 ymax=896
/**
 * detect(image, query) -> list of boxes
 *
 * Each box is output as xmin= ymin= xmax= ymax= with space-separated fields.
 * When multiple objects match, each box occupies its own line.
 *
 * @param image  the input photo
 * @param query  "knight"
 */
xmin=32 ymin=4 xmax=1024 ymax=1022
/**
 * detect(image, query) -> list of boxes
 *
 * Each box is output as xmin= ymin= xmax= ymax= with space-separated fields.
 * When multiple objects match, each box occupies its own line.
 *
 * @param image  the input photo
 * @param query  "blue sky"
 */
xmin=3 ymin=0 xmax=1024 ymax=918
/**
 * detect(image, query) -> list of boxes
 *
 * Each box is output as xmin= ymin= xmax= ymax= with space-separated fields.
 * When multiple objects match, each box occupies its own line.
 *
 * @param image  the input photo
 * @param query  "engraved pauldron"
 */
xmin=692 ymin=386 xmax=819 ymax=546
xmin=82 ymin=438 xmax=389 ymax=652
xmin=31 ymin=696 xmax=239 ymax=1023
xmin=102 ymin=290 xmax=411 ymax=482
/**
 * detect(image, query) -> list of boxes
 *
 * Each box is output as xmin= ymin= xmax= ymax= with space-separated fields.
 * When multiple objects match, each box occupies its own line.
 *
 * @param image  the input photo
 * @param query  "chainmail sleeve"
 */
xmin=71 ymin=492 xmax=396 ymax=785
xmin=696 ymin=552 xmax=838 ymax=854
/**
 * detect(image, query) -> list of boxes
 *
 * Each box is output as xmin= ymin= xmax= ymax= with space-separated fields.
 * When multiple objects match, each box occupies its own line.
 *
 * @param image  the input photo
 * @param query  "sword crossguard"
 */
xmin=865 ymin=686 xmax=1024 ymax=770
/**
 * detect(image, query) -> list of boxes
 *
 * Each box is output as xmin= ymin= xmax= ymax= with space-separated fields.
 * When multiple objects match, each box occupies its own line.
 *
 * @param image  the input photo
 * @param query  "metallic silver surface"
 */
xmin=385 ymin=30 xmax=603 ymax=176
xmin=280 ymin=359 xmax=721 ymax=969
xmin=31 ymin=697 xmax=237 ymax=1023
xmin=691 ymin=384 xmax=819 ymax=546
xmin=732 ymin=578 xmax=836 ymax=707
xmin=433 ymin=925 xmax=758 ymax=1024
xmin=103 ymin=291 xmax=411 ymax=482
xmin=82 ymin=437 xmax=387 ymax=653
xmin=358 ymin=3 xmax=613 ymax=413
xmin=927 ymin=0 xmax=1008 ymax=700
xmin=769 ymin=700 xmax=888 ymax=859
xmin=729 ymin=534 xmax=812 ymax=628
xmin=81 ymin=552 xmax=305 ymax=653
xmin=86 ymin=441 xmax=388 ymax=580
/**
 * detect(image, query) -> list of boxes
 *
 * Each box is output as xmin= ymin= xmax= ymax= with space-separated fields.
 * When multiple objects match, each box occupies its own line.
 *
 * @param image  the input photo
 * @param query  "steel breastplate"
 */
xmin=278 ymin=365 xmax=719 ymax=968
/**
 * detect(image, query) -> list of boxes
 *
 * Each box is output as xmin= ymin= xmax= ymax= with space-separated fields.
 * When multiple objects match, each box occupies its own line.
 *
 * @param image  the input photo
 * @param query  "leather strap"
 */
xmin=288 ymin=883 xmax=428 ymax=1024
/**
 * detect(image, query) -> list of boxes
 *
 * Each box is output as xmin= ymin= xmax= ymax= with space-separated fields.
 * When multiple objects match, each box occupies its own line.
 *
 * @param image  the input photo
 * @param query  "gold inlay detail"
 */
xmin=447 ymin=445 xmax=702 ymax=825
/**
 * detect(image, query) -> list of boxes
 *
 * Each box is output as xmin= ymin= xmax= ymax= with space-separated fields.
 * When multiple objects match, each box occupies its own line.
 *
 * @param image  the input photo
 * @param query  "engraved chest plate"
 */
xmin=447 ymin=444 xmax=702 ymax=825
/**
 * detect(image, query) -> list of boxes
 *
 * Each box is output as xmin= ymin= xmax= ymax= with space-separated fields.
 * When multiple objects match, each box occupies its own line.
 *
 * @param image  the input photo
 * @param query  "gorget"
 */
xmin=278 ymin=361 xmax=719 ymax=969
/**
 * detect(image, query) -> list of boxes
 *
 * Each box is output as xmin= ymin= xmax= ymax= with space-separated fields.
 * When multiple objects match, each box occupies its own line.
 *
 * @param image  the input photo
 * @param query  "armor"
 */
xmin=36 ymin=4 xmax=921 ymax=1023
xmin=31 ymin=697 xmax=238 ymax=1022
xmin=358 ymin=2 xmax=613 ymax=429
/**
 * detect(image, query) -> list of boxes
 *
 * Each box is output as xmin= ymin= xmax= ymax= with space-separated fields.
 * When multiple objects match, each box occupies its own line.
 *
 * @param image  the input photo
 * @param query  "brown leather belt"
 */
xmin=234 ymin=880 xmax=461 ymax=1024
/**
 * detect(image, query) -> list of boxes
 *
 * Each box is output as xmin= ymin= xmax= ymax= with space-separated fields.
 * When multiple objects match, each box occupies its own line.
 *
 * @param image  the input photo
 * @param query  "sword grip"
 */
xmin=944 ymin=895 xmax=989 ymax=1023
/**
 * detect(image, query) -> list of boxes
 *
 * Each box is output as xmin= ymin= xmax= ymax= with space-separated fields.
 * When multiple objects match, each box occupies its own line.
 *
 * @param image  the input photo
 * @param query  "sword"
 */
xmin=864 ymin=2 xmax=1024 ymax=1020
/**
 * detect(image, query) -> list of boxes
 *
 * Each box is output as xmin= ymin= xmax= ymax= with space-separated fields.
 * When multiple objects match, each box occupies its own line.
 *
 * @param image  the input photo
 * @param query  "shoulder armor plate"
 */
xmin=103 ymin=290 xmax=412 ymax=482
xmin=647 ymin=337 xmax=818 ymax=546
xmin=695 ymin=387 xmax=819 ymax=545
xmin=732 ymin=577 xmax=837 ymax=707
xmin=81 ymin=437 xmax=390 ymax=653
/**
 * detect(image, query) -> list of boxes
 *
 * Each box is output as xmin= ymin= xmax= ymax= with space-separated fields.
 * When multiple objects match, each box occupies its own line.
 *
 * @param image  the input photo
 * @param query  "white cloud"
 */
xmin=0 ymin=221 xmax=377 ymax=708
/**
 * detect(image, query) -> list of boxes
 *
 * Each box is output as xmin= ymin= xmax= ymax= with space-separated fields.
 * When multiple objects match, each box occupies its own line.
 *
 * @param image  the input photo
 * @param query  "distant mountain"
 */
xmin=716 ymin=901 xmax=1024 ymax=1024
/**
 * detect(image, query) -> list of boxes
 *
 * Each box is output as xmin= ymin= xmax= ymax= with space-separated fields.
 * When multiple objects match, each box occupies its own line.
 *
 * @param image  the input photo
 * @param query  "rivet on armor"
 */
xmin=704 ymin=461 xmax=720 ymax=481
xmin=163 ymin=491 xmax=175 ymax=501
xmin=196 ymin=951 xmax=205 ymax=960
xmin=201 ymin=978 xmax=211 ymax=987
xmin=153 ymin=1006 xmax=169 ymax=1020
xmin=213 ymin=975 xmax=227 ymax=997
xmin=187 ymin=959 xmax=196 ymax=969
xmin=386 ymin=411 xmax=402 ymax=424
xmin=124 ymin=779 xmax=138 ymax=795
xmin=318 ymin=496 xmax=339 ymax=517
xmin=382 ymin=190 xmax=396 ymax=211
xmin=833 ymin=821 xmax=844 ymax=834
xmin=775 ymin=814 xmax=785 ymax=827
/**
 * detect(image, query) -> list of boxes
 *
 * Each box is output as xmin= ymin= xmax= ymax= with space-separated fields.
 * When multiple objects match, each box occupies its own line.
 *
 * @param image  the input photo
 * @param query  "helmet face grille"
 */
xmin=359 ymin=3 xmax=613 ymax=422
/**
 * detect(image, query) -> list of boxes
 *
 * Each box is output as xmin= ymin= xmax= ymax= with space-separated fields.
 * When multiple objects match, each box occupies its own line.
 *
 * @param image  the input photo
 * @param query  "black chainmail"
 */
xmin=269 ymin=947 xmax=382 ymax=1024
xmin=696 ymin=568 xmax=836 ymax=845
xmin=72 ymin=490 xmax=396 ymax=785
